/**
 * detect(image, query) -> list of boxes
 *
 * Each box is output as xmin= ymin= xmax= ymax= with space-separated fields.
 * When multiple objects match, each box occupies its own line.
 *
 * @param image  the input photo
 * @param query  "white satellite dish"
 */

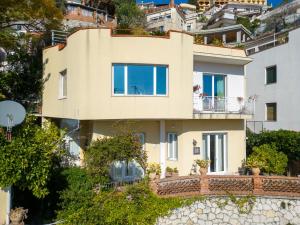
xmin=0 ymin=100 xmax=26 ymax=128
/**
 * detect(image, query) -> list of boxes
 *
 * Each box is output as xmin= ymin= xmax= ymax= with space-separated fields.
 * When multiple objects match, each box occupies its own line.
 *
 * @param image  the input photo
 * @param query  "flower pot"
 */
xmin=251 ymin=167 xmax=260 ymax=176
xmin=10 ymin=207 xmax=28 ymax=225
xmin=199 ymin=167 xmax=208 ymax=176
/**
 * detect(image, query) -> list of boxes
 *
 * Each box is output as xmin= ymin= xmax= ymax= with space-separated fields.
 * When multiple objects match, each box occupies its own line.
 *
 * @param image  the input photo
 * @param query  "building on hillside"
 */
xmin=63 ymin=0 xmax=116 ymax=29
xmin=42 ymin=28 xmax=253 ymax=181
xmin=245 ymin=27 xmax=300 ymax=132
xmin=144 ymin=1 xmax=204 ymax=33
xmin=195 ymin=24 xmax=253 ymax=46
xmin=197 ymin=0 xmax=267 ymax=12
xmin=204 ymin=3 xmax=270 ymax=29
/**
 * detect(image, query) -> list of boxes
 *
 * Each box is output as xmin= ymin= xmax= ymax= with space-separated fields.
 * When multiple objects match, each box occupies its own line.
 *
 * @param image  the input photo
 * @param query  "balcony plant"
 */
xmin=165 ymin=167 xmax=179 ymax=178
xmin=195 ymin=159 xmax=210 ymax=176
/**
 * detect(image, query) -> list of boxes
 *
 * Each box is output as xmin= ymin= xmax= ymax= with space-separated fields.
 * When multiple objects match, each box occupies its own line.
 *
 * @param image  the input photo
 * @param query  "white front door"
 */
xmin=202 ymin=133 xmax=227 ymax=173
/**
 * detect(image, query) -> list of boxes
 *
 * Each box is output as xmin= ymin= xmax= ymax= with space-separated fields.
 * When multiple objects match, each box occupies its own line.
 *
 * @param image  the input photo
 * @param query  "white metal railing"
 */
xmin=193 ymin=96 xmax=255 ymax=114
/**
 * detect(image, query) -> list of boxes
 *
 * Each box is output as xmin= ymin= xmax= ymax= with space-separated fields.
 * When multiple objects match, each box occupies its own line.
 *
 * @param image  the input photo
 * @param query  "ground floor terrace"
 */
xmin=53 ymin=118 xmax=247 ymax=180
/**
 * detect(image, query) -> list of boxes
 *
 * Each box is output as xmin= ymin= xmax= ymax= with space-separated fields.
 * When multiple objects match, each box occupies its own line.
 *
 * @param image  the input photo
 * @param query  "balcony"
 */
xmin=193 ymin=96 xmax=254 ymax=119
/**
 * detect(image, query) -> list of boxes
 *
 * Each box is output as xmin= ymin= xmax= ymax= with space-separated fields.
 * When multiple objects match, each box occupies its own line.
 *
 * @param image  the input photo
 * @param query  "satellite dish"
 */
xmin=0 ymin=100 xmax=26 ymax=128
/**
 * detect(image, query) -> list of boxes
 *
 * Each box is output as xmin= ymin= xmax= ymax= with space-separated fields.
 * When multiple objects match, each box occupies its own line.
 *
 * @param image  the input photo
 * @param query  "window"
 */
xmin=266 ymin=66 xmax=277 ymax=84
xmin=112 ymin=64 xmax=168 ymax=96
xmin=266 ymin=103 xmax=277 ymax=121
xmin=159 ymin=26 xmax=164 ymax=32
xmin=167 ymin=133 xmax=178 ymax=160
xmin=59 ymin=69 xmax=67 ymax=98
xmin=187 ymin=24 xmax=191 ymax=32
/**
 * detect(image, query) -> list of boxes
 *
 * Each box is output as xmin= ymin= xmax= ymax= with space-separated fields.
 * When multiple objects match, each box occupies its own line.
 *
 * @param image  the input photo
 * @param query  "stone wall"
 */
xmin=157 ymin=197 xmax=300 ymax=225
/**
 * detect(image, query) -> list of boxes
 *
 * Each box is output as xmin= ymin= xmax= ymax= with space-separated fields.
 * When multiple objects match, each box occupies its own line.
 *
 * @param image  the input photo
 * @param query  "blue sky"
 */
xmin=136 ymin=0 xmax=283 ymax=7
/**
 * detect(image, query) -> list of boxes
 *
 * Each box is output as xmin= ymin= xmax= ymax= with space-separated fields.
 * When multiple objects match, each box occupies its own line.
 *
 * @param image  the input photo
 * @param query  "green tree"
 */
xmin=85 ymin=130 xmax=147 ymax=183
xmin=113 ymin=0 xmax=145 ymax=29
xmin=0 ymin=116 xmax=63 ymax=198
xmin=247 ymin=129 xmax=300 ymax=160
xmin=237 ymin=17 xmax=260 ymax=33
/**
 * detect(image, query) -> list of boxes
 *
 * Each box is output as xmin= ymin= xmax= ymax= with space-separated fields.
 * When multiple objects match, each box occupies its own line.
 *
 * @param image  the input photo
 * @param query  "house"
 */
xmin=245 ymin=27 xmax=300 ymax=132
xmin=144 ymin=1 xmax=203 ymax=33
xmin=197 ymin=0 xmax=267 ymax=12
xmin=42 ymin=28 xmax=253 ymax=181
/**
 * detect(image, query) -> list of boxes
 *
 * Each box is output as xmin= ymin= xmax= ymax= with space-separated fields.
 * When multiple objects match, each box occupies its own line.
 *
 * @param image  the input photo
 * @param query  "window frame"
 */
xmin=112 ymin=64 xmax=168 ymax=97
xmin=59 ymin=69 xmax=67 ymax=99
xmin=167 ymin=133 xmax=178 ymax=161
xmin=265 ymin=65 xmax=277 ymax=85
xmin=265 ymin=102 xmax=277 ymax=121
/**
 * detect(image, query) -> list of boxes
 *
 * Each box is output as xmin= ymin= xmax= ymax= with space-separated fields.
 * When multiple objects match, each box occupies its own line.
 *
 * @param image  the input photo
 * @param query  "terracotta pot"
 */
xmin=199 ymin=167 xmax=208 ymax=176
xmin=10 ymin=208 xmax=27 ymax=225
xmin=251 ymin=167 xmax=260 ymax=176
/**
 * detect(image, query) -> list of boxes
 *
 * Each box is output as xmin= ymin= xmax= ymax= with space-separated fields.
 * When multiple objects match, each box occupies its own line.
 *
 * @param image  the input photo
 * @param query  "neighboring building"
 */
xmin=206 ymin=3 xmax=269 ymax=29
xmin=42 ymin=28 xmax=253 ymax=181
xmin=198 ymin=0 xmax=267 ymax=12
xmin=245 ymin=27 xmax=300 ymax=132
xmin=195 ymin=24 xmax=253 ymax=46
xmin=144 ymin=1 xmax=203 ymax=33
xmin=63 ymin=0 xmax=116 ymax=29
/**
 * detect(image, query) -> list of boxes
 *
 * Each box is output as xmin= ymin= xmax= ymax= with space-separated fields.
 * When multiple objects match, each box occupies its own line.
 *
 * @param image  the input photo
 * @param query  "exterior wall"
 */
xmin=157 ymin=197 xmax=300 ymax=225
xmin=43 ymin=29 xmax=194 ymax=120
xmin=0 ymin=188 xmax=8 ymax=225
xmin=246 ymin=28 xmax=300 ymax=131
xmin=92 ymin=119 xmax=245 ymax=176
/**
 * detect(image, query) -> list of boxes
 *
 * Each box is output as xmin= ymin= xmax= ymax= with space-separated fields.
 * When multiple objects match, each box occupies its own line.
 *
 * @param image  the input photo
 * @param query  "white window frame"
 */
xmin=202 ymin=133 xmax=227 ymax=174
xmin=167 ymin=133 xmax=178 ymax=161
xmin=112 ymin=64 xmax=168 ymax=97
xmin=59 ymin=69 xmax=67 ymax=99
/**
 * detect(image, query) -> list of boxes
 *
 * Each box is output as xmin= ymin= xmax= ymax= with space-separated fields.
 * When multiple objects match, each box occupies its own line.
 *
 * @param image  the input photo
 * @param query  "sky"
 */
xmin=136 ymin=0 xmax=284 ymax=7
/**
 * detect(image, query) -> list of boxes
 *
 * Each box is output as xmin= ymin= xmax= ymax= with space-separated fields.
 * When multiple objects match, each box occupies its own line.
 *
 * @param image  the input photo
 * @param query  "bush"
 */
xmin=84 ymin=132 xmax=147 ymax=183
xmin=247 ymin=129 xmax=300 ymax=161
xmin=247 ymin=144 xmax=288 ymax=175
xmin=56 ymin=168 xmax=201 ymax=225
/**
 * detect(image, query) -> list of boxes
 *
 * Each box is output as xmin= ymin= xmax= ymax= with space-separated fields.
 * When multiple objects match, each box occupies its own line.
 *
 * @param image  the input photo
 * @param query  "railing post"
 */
xmin=200 ymin=174 xmax=209 ymax=195
xmin=253 ymin=175 xmax=263 ymax=195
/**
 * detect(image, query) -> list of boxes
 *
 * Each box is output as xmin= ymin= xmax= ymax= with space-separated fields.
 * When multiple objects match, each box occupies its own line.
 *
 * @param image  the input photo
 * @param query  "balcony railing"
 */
xmin=193 ymin=96 xmax=255 ymax=114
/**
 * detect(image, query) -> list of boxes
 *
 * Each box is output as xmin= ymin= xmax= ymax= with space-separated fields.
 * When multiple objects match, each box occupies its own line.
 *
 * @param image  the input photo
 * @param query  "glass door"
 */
xmin=202 ymin=134 xmax=227 ymax=173
xmin=203 ymin=74 xmax=226 ymax=111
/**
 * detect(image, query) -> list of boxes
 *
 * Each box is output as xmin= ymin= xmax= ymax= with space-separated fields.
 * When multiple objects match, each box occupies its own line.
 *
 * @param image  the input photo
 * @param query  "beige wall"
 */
xmin=43 ymin=29 xmax=194 ymax=120
xmin=91 ymin=119 xmax=245 ymax=176
xmin=0 ymin=188 xmax=8 ymax=225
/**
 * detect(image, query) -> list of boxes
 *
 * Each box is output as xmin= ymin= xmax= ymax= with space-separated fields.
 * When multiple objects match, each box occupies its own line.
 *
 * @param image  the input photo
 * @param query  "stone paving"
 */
xmin=157 ymin=197 xmax=300 ymax=225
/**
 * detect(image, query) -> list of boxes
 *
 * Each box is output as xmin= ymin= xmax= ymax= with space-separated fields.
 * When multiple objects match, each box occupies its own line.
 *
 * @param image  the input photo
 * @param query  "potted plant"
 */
xmin=10 ymin=207 xmax=28 ymax=225
xmin=147 ymin=163 xmax=161 ymax=180
xmin=166 ymin=167 xmax=179 ymax=177
xmin=246 ymin=156 xmax=265 ymax=176
xmin=195 ymin=159 xmax=210 ymax=176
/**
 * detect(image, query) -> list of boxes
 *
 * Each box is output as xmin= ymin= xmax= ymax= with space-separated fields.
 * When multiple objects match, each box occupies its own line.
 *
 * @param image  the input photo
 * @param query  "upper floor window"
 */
xmin=266 ymin=102 xmax=277 ymax=121
xmin=266 ymin=65 xmax=277 ymax=84
xmin=112 ymin=64 xmax=168 ymax=96
xmin=59 ymin=69 xmax=67 ymax=98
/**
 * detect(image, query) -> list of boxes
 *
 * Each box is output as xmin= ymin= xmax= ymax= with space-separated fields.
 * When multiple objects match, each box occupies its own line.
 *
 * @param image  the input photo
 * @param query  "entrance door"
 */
xmin=203 ymin=74 xmax=226 ymax=111
xmin=202 ymin=134 xmax=227 ymax=173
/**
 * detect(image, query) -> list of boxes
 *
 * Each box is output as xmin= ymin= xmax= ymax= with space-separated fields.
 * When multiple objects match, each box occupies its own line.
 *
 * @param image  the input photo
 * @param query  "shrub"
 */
xmin=195 ymin=159 xmax=210 ymax=168
xmin=84 ymin=132 xmax=147 ymax=183
xmin=56 ymin=170 xmax=201 ymax=225
xmin=247 ymin=144 xmax=288 ymax=175
xmin=247 ymin=129 xmax=300 ymax=161
xmin=147 ymin=163 xmax=161 ymax=175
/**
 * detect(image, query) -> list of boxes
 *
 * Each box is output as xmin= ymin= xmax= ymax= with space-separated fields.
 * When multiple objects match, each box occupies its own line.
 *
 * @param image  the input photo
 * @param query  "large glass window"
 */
xmin=128 ymin=65 xmax=153 ymax=95
xmin=266 ymin=66 xmax=277 ymax=84
xmin=112 ymin=64 xmax=168 ymax=96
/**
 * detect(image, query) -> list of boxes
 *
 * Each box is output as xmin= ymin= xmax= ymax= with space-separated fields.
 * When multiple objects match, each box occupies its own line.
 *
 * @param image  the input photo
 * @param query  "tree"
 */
xmin=0 ymin=35 xmax=44 ymax=106
xmin=0 ymin=116 xmax=63 ymax=198
xmin=237 ymin=17 xmax=260 ymax=33
xmin=113 ymin=0 xmax=145 ymax=29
